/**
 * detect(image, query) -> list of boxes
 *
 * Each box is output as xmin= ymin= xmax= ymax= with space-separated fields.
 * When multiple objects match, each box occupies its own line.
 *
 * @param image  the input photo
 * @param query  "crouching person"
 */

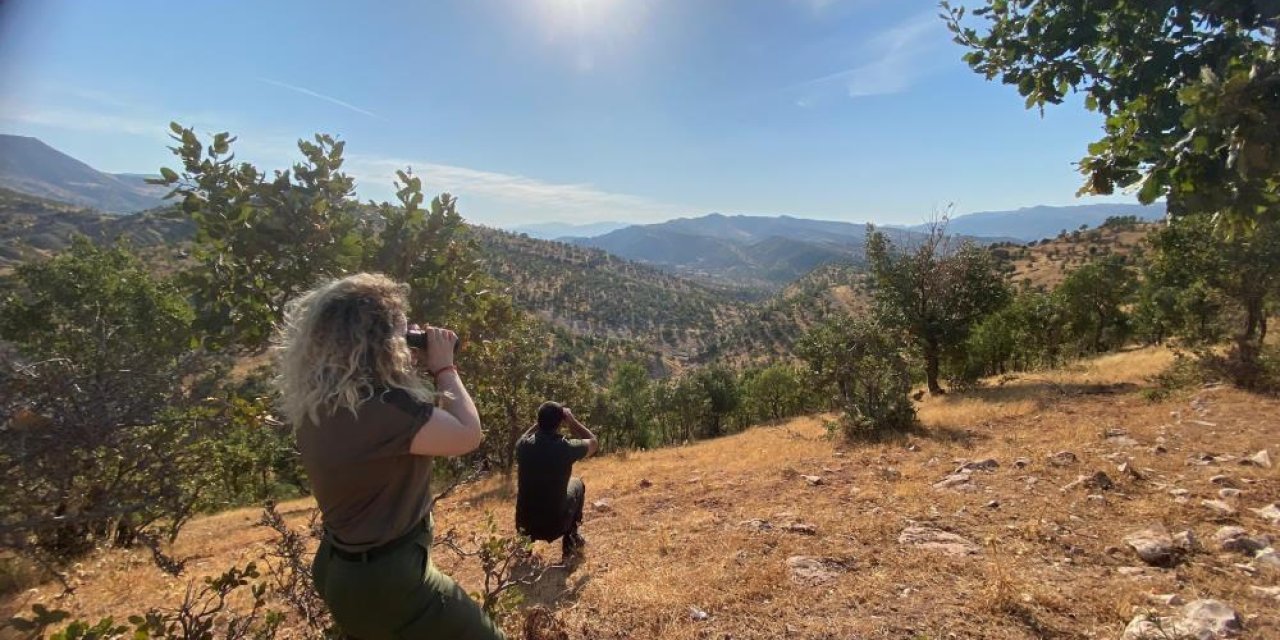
xmin=515 ymin=401 xmax=598 ymax=561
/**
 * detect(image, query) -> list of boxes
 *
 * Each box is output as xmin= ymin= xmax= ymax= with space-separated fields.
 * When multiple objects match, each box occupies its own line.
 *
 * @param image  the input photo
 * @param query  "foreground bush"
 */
xmin=799 ymin=318 xmax=916 ymax=439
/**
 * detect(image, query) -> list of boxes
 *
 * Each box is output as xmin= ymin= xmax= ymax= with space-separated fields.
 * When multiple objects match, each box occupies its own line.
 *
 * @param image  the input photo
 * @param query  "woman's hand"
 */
xmin=408 ymin=324 xmax=458 ymax=373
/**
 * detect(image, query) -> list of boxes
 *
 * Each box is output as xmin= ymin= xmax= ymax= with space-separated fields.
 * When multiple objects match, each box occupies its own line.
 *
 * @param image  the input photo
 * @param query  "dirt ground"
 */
xmin=4 ymin=347 xmax=1278 ymax=639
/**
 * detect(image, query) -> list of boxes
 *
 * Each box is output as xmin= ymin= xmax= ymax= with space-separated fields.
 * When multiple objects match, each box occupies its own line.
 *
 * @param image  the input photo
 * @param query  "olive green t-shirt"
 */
xmin=296 ymin=388 xmax=434 ymax=552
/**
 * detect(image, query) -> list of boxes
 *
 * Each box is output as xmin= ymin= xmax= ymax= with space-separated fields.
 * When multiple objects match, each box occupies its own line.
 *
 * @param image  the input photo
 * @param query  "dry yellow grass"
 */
xmin=4 ymin=346 xmax=1278 ymax=639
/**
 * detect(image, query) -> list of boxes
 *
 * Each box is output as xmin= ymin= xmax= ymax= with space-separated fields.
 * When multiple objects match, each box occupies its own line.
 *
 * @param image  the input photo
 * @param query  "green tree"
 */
xmin=797 ymin=317 xmax=916 ymax=439
xmin=1055 ymin=255 xmax=1138 ymax=353
xmin=944 ymin=1 xmax=1280 ymax=227
xmin=739 ymin=364 xmax=808 ymax=422
xmin=0 ymin=240 xmax=212 ymax=557
xmin=690 ymin=365 xmax=741 ymax=439
xmin=1144 ymin=214 xmax=1280 ymax=360
xmin=604 ymin=361 xmax=655 ymax=449
xmin=152 ymin=125 xmax=364 ymax=351
xmin=865 ymin=222 xmax=1010 ymax=394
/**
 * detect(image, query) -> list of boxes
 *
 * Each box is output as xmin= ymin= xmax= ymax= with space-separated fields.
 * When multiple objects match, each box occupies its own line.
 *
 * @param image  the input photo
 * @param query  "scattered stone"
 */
xmin=1105 ymin=427 xmax=1129 ymax=438
xmin=1189 ymin=452 xmax=1219 ymax=466
xmin=1048 ymin=451 xmax=1078 ymax=466
xmin=1117 ymin=566 xmax=1158 ymax=578
xmin=879 ymin=467 xmax=902 ymax=481
xmin=985 ymin=500 xmax=1000 ymax=509
xmin=1119 ymin=461 xmax=1144 ymax=480
xmin=638 ymin=478 xmax=652 ymax=489
xmin=1151 ymin=445 xmax=1168 ymax=454
xmin=955 ymin=458 xmax=999 ymax=473
xmin=785 ymin=556 xmax=851 ymax=586
xmin=1181 ymin=599 xmax=1244 ymax=638
xmin=933 ymin=474 xmax=973 ymax=491
xmin=1251 ymin=586 xmax=1280 ymax=601
xmin=689 ymin=606 xmax=709 ymax=621
xmin=1147 ymin=593 xmax=1185 ymax=607
xmin=1242 ymin=449 xmax=1272 ymax=469
xmin=1124 ymin=524 xmax=1176 ymax=566
xmin=1202 ymin=499 xmax=1237 ymax=517
xmin=1210 ymin=474 xmax=1232 ymax=486
xmin=784 ymin=522 xmax=817 ymax=535
xmin=1215 ymin=526 xmax=1270 ymax=555
xmin=898 ymin=525 xmax=981 ymax=556
xmin=1174 ymin=529 xmax=1198 ymax=552
xmin=1087 ymin=494 xmax=1106 ymax=504
xmin=1014 ymin=457 xmax=1030 ymax=468
xmin=1108 ymin=435 xmax=1140 ymax=447
xmin=591 ymin=499 xmax=613 ymax=512
xmin=801 ymin=474 xmax=824 ymax=486
xmin=1218 ymin=488 xmax=1242 ymax=500
xmin=905 ymin=443 xmax=919 ymax=452
xmin=740 ymin=519 xmax=772 ymax=532
xmin=1256 ymin=548 xmax=1280 ymax=570
xmin=1250 ymin=503 xmax=1280 ymax=524
xmin=1169 ymin=488 xmax=1190 ymax=497
xmin=1063 ymin=471 xmax=1115 ymax=493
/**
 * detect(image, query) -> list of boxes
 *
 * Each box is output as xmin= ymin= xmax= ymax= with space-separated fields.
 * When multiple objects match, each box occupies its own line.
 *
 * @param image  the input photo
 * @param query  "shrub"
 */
xmin=798 ymin=318 xmax=916 ymax=439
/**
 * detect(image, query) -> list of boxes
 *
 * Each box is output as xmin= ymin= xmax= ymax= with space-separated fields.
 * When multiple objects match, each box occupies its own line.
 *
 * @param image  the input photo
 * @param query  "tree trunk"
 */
xmin=1236 ymin=296 xmax=1265 ymax=368
xmin=924 ymin=341 xmax=944 ymax=395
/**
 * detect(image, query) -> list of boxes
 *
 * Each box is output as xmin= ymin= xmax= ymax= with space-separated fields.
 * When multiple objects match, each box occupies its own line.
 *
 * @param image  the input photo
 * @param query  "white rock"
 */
xmin=1202 ymin=499 xmax=1237 ymax=517
xmin=785 ymin=556 xmax=851 ymax=586
xmin=1125 ymin=524 xmax=1176 ymax=566
xmin=689 ymin=606 xmax=709 ymax=621
xmin=1048 ymin=451 xmax=1078 ymax=466
xmin=1218 ymin=488 xmax=1242 ymax=499
xmin=801 ymin=474 xmax=824 ymax=486
xmin=1242 ymin=449 xmax=1272 ymax=469
xmin=592 ymin=498 xmax=613 ymax=512
xmin=1251 ymin=585 xmax=1280 ymax=601
xmin=1250 ymin=502 xmax=1280 ymax=524
xmin=897 ymin=525 xmax=980 ymax=556
xmin=1209 ymin=474 xmax=1232 ymax=486
xmin=932 ymin=473 xmax=973 ymax=491
xmin=1174 ymin=529 xmax=1199 ymax=552
xmin=1180 ymin=599 xmax=1244 ymax=638
xmin=1214 ymin=526 xmax=1270 ymax=554
xmin=1256 ymin=547 xmax=1280 ymax=570
xmin=955 ymin=458 xmax=999 ymax=473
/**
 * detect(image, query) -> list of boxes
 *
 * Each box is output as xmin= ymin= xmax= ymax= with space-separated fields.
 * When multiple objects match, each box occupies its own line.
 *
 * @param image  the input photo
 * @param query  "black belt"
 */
xmin=327 ymin=519 xmax=427 ymax=563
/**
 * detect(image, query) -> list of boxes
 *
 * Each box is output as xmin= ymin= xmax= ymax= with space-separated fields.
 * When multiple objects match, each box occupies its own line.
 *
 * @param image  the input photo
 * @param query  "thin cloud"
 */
xmin=790 ymin=11 xmax=946 ymax=101
xmin=0 ymin=102 xmax=169 ymax=139
xmin=345 ymin=154 xmax=687 ymax=224
xmin=257 ymin=77 xmax=382 ymax=120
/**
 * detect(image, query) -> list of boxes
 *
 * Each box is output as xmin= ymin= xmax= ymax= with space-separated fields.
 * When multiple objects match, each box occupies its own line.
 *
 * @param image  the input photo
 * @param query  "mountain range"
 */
xmin=905 ymin=203 xmax=1165 ymax=241
xmin=509 ymin=220 xmax=627 ymax=239
xmin=0 ymin=134 xmax=168 ymax=213
xmin=568 ymin=214 xmax=1006 ymax=287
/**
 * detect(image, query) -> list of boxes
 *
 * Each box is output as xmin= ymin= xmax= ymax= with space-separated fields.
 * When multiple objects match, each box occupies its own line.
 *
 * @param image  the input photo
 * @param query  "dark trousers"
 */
xmin=518 ymin=477 xmax=586 ymax=544
xmin=312 ymin=516 xmax=505 ymax=640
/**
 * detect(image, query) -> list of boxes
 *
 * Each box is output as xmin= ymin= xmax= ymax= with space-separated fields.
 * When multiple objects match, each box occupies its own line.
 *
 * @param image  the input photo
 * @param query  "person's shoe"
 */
xmin=561 ymin=532 xmax=586 ymax=561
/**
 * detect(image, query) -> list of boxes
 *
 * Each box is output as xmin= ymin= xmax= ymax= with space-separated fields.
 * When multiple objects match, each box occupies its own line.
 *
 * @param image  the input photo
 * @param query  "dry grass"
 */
xmin=1001 ymin=224 xmax=1154 ymax=290
xmin=4 ymin=346 xmax=1278 ymax=639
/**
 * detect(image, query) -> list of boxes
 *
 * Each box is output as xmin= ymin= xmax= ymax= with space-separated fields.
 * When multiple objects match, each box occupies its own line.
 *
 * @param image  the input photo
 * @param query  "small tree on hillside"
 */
xmin=865 ymin=220 xmax=1010 ymax=394
xmin=798 ymin=317 xmax=915 ymax=439
xmin=1055 ymin=255 xmax=1138 ymax=353
xmin=0 ymin=240 xmax=215 ymax=559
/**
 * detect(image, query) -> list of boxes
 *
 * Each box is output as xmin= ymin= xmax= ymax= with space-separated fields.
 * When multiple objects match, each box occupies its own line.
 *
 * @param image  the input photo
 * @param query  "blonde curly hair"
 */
xmin=273 ymin=273 xmax=432 ymax=428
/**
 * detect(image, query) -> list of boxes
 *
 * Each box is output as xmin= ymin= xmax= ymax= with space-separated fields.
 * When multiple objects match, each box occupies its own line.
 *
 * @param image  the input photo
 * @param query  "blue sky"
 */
xmin=0 ymin=0 xmax=1134 ymax=227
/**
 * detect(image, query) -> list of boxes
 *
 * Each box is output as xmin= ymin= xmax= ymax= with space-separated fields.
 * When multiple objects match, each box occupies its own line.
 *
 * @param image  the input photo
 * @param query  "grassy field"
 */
xmin=4 ymin=347 xmax=1278 ymax=639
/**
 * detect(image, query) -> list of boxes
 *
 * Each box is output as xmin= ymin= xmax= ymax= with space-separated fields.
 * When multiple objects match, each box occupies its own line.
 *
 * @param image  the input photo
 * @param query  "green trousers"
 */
xmin=312 ymin=517 xmax=506 ymax=640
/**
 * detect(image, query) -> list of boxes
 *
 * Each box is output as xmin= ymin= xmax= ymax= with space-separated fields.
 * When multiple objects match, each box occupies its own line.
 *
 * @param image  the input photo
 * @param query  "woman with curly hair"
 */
xmin=274 ymin=273 xmax=504 ymax=640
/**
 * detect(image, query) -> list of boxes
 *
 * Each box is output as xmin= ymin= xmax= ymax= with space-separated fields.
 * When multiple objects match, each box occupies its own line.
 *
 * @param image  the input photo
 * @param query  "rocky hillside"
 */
xmin=8 ymin=347 xmax=1276 ymax=639
xmin=990 ymin=219 xmax=1157 ymax=290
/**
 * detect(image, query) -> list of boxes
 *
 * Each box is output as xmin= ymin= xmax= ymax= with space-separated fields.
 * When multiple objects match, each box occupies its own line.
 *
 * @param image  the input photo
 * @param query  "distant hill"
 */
xmin=472 ymin=226 xmax=754 ymax=360
xmin=569 ymin=213 xmax=961 ymax=288
xmin=508 ymin=220 xmax=628 ymax=240
xmin=918 ymin=203 xmax=1165 ymax=242
xmin=0 ymin=187 xmax=191 ymax=268
xmin=0 ymin=135 xmax=168 ymax=213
